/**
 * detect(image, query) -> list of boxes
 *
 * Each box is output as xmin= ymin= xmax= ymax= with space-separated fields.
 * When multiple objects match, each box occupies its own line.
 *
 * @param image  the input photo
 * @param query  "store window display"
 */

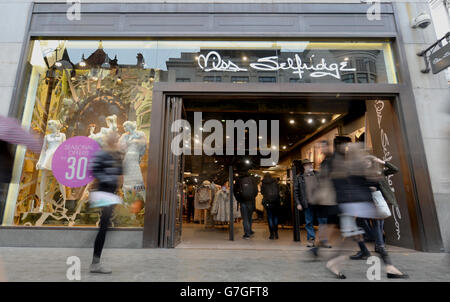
xmin=5 ymin=40 xmax=155 ymax=227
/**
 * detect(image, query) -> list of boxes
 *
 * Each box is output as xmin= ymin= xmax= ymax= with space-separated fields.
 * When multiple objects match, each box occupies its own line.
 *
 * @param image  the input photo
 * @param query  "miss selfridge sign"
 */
xmin=197 ymin=51 xmax=356 ymax=79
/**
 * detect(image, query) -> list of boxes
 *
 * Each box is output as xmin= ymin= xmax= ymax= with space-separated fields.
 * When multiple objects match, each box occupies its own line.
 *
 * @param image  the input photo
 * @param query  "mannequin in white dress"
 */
xmin=90 ymin=115 xmax=118 ymax=148
xmin=119 ymin=121 xmax=147 ymax=198
xmin=36 ymin=120 xmax=67 ymax=212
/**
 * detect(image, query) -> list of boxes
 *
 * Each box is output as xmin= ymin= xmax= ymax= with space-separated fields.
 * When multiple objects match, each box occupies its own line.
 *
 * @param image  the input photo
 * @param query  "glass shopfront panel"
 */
xmin=3 ymin=39 xmax=398 ymax=228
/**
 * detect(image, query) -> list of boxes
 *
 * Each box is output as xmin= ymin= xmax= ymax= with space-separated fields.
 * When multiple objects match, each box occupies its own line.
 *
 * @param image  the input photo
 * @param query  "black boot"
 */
xmin=269 ymin=228 xmax=274 ymax=240
xmin=274 ymin=225 xmax=279 ymax=239
xmin=350 ymin=241 xmax=371 ymax=260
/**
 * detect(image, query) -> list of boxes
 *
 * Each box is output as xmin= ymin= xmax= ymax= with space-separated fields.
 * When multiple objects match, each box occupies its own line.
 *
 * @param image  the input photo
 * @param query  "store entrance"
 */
xmin=174 ymin=95 xmax=379 ymax=249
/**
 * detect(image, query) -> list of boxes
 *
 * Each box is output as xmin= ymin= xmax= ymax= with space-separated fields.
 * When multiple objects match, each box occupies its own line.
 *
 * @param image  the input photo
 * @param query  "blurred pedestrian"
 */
xmin=349 ymin=154 xmax=408 ymax=279
xmin=261 ymin=173 xmax=280 ymax=240
xmin=0 ymin=115 xmax=41 ymax=217
xmin=89 ymin=132 xmax=123 ymax=274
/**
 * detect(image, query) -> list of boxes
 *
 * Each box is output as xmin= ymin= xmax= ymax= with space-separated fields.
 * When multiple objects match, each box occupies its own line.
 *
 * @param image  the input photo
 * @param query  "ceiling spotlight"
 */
xmin=242 ymin=56 xmax=248 ymax=61
xmin=245 ymin=159 xmax=250 ymax=165
xmin=282 ymin=146 xmax=287 ymax=150
xmin=271 ymin=146 xmax=277 ymax=150
xmin=214 ymin=160 xmax=218 ymax=163
xmin=289 ymin=119 xmax=295 ymax=124
xmin=307 ymin=118 xmax=313 ymax=124
xmin=321 ymin=118 xmax=326 ymax=124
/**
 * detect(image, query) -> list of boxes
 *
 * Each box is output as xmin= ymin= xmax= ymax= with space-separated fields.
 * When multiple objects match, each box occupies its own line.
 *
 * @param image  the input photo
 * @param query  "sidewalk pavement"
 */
xmin=0 ymin=246 xmax=448 ymax=282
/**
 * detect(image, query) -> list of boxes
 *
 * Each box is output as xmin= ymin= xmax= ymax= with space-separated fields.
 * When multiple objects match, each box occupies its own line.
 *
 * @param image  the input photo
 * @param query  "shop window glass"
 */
xmin=258 ymin=76 xmax=276 ymax=83
xmin=231 ymin=76 xmax=249 ymax=83
xmin=203 ymin=76 xmax=222 ymax=82
xmin=3 ymin=38 xmax=399 ymax=228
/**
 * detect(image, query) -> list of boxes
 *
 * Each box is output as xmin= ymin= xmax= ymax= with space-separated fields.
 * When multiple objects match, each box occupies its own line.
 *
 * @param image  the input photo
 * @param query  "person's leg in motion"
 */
xmin=248 ymin=201 xmax=255 ymax=235
xmin=266 ymin=208 xmax=274 ymax=239
xmin=317 ymin=216 xmax=331 ymax=248
xmin=350 ymin=234 xmax=371 ymax=260
xmin=91 ymin=205 xmax=114 ymax=273
xmin=240 ymin=202 xmax=251 ymax=238
xmin=304 ymin=207 xmax=316 ymax=247
xmin=273 ymin=210 xmax=279 ymax=239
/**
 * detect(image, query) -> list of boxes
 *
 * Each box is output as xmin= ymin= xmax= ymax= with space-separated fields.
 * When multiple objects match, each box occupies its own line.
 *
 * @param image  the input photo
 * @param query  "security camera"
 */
xmin=411 ymin=13 xmax=432 ymax=29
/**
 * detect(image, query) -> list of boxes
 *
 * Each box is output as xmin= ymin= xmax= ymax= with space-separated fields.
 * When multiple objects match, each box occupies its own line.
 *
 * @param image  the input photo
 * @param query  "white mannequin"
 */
xmin=91 ymin=115 xmax=118 ymax=147
xmin=119 ymin=121 xmax=147 ymax=195
xmin=36 ymin=120 xmax=67 ymax=212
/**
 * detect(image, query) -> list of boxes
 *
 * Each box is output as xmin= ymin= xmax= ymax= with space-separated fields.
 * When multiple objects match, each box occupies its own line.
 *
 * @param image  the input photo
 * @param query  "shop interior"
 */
xmin=179 ymin=95 xmax=368 ymax=247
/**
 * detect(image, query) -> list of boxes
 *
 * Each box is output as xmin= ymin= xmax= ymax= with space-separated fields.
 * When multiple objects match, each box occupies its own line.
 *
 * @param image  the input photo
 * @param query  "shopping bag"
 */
xmin=89 ymin=191 xmax=123 ymax=208
xmin=371 ymin=190 xmax=391 ymax=218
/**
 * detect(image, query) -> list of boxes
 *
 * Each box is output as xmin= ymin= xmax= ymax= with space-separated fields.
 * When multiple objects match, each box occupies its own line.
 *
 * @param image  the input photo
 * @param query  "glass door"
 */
xmin=160 ymin=96 xmax=185 ymax=248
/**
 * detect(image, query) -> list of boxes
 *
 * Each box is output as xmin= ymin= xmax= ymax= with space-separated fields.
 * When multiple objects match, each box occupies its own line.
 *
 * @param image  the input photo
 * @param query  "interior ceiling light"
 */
xmin=258 ymin=136 xmax=263 ymax=139
xmin=289 ymin=119 xmax=295 ymax=124
xmin=307 ymin=118 xmax=313 ymax=124
xmin=242 ymin=56 xmax=248 ymax=61
xmin=272 ymin=146 xmax=277 ymax=150
xmin=321 ymin=118 xmax=326 ymax=124
xmin=245 ymin=159 xmax=250 ymax=164
xmin=282 ymin=146 xmax=287 ymax=150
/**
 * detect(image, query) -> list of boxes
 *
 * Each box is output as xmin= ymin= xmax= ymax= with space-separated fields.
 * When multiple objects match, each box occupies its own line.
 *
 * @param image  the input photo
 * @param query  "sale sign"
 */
xmin=52 ymin=136 xmax=101 ymax=188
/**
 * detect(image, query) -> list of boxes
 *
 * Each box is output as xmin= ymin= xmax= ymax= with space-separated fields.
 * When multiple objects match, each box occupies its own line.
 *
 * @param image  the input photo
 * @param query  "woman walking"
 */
xmin=89 ymin=132 xmax=123 ymax=274
xmin=349 ymin=154 xmax=408 ymax=279
xmin=261 ymin=173 xmax=281 ymax=240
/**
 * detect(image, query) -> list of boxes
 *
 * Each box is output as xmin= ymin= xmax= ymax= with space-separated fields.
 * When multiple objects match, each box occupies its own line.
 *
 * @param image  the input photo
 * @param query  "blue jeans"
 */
xmin=360 ymin=219 xmax=385 ymax=248
xmin=240 ymin=201 xmax=255 ymax=236
xmin=266 ymin=208 xmax=278 ymax=231
xmin=304 ymin=207 xmax=327 ymax=241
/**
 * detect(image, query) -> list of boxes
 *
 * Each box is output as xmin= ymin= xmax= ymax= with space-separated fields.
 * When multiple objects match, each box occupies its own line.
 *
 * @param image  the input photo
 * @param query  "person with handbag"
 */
xmin=261 ymin=173 xmax=281 ymax=240
xmin=348 ymin=154 xmax=408 ymax=279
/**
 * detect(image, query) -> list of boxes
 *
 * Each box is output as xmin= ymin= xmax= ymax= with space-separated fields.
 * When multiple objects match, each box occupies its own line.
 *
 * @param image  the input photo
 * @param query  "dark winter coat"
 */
xmin=261 ymin=176 xmax=280 ymax=208
xmin=294 ymin=171 xmax=318 ymax=209
xmin=90 ymin=150 xmax=123 ymax=193
xmin=233 ymin=172 xmax=258 ymax=204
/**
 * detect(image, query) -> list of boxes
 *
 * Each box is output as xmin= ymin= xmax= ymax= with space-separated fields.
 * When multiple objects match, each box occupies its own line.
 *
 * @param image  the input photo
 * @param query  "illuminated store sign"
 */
xmin=198 ymin=51 xmax=357 ymax=79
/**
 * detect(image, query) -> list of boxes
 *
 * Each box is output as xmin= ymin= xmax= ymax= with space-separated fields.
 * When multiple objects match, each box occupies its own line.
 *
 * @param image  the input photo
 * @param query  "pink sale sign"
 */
xmin=51 ymin=136 xmax=101 ymax=188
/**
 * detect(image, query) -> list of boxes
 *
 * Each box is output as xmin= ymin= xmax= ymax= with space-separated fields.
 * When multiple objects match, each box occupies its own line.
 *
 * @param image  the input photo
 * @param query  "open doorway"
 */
xmin=177 ymin=95 xmax=374 ymax=249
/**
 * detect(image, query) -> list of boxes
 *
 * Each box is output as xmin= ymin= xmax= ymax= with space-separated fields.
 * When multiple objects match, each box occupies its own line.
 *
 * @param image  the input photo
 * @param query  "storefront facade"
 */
xmin=0 ymin=2 xmax=446 ymax=252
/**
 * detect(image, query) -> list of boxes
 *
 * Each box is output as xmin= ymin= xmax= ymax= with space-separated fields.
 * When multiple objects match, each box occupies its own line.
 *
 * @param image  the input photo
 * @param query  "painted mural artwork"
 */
xmin=198 ymin=51 xmax=357 ymax=79
xmin=374 ymin=100 xmax=402 ymax=240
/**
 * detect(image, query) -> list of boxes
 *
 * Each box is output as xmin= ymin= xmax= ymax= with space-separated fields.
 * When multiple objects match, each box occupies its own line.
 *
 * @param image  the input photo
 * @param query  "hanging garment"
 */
xmin=211 ymin=189 xmax=240 ymax=222
xmin=255 ymin=184 xmax=264 ymax=212
xmin=194 ymin=181 xmax=214 ymax=210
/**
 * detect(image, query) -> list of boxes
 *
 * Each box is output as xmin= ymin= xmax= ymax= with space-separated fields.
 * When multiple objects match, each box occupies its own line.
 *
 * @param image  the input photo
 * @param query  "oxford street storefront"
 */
xmin=0 ymin=2 xmax=443 ymax=252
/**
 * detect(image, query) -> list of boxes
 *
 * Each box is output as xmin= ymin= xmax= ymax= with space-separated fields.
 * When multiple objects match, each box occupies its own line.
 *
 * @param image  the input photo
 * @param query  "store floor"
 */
xmin=178 ymin=221 xmax=410 ymax=252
